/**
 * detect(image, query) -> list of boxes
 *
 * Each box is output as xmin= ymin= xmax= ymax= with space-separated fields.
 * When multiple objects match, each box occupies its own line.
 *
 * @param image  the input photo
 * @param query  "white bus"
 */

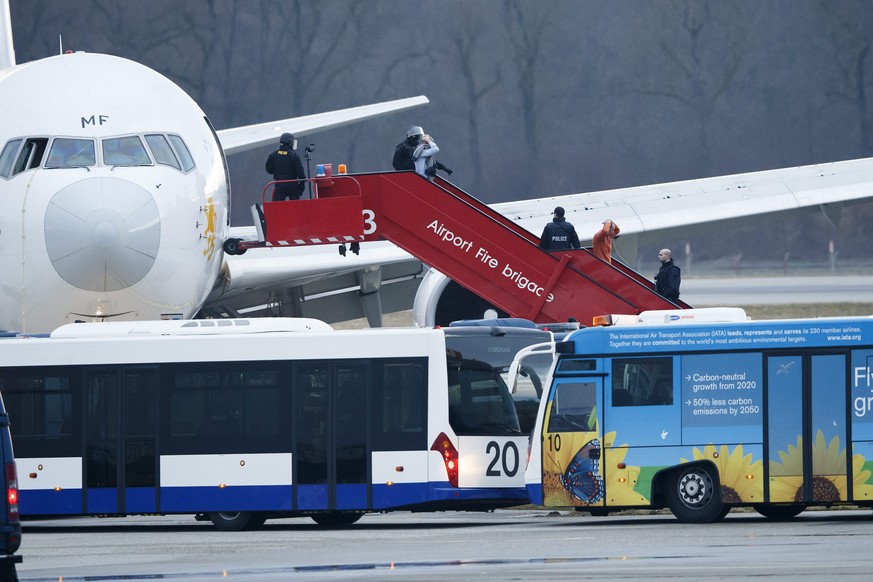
xmin=0 ymin=318 xmax=528 ymax=529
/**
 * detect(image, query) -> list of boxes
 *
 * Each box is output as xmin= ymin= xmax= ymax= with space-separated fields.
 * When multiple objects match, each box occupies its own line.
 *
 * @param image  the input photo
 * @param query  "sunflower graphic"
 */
xmin=851 ymin=446 xmax=873 ymax=501
xmin=770 ymin=431 xmax=873 ymax=502
xmin=603 ymin=432 xmax=649 ymax=506
xmin=682 ymin=443 xmax=763 ymax=503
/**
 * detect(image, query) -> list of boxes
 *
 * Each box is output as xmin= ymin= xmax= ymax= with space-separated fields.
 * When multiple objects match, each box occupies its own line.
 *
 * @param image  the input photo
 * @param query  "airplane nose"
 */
xmin=44 ymin=177 xmax=161 ymax=292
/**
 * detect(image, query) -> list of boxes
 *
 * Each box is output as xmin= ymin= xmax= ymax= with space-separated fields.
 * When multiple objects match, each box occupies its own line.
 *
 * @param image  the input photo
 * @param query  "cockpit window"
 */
xmin=12 ymin=138 xmax=49 ymax=175
xmin=45 ymin=138 xmax=96 ymax=168
xmin=0 ymin=139 xmax=22 ymax=178
xmin=102 ymin=136 xmax=151 ymax=166
xmin=168 ymin=134 xmax=195 ymax=172
xmin=4 ymin=133 xmax=196 ymax=175
xmin=144 ymin=134 xmax=181 ymax=170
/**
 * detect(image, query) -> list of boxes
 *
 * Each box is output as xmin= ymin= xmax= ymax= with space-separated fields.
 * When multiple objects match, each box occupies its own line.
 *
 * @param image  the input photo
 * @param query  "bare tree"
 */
xmin=609 ymin=1 xmax=755 ymax=177
xmin=822 ymin=0 xmax=873 ymax=156
xmin=444 ymin=7 xmax=502 ymax=194
xmin=501 ymin=0 xmax=560 ymax=194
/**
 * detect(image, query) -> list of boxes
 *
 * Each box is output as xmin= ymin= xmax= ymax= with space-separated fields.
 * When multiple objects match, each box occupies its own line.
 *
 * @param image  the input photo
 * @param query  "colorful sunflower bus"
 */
xmin=0 ymin=318 xmax=535 ymax=530
xmin=518 ymin=309 xmax=873 ymax=523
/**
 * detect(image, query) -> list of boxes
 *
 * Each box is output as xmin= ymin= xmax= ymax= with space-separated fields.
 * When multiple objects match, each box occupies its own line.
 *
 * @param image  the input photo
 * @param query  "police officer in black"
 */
xmin=539 ymin=206 xmax=581 ymax=251
xmin=266 ymin=133 xmax=307 ymax=201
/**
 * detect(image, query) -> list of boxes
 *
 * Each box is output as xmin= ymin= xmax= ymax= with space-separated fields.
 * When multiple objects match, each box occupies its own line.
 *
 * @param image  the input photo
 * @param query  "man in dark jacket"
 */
xmin=539 ymin=206 xmax=581 ymax=251
xmin=266 ymin=133 xmax=307 ymax=201
xmin=393 ymin=126 xmax=421 ymax=170
xmin=655 ymin=248 xmax=681 ymax=301
xmin=393 ymin=125 xmax=453 ymax=177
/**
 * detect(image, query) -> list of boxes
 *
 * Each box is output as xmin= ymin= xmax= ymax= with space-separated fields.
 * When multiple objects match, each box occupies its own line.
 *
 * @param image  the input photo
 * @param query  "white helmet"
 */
xmin=406 ymin=125 xmax=424 ymax=138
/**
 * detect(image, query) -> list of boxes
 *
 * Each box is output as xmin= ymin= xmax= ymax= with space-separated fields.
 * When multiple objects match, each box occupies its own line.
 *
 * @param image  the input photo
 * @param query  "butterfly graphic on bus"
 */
xmin=549 ymin=438 xmax=605 ymax=504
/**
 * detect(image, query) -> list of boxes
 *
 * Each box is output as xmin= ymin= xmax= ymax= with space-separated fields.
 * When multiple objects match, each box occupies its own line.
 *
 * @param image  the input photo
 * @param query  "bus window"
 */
xmin=0 ymin=139 xmax=22 ymax=178
xmin=296 ymin=365 xmax=328 ymax=486
xmin=557 ymin=359 xmax=596 ymax=372
xmin=165 ymin=364 xmax=283 ymax=455
xmin=547 ymin=381 xmax=596 ymax=432
xmin=85 ymin=372 xmax=120 ymax=489
xmin=372 ymin=361 xmax=426 ymax=450
xmin=45 ymin=137 xmax=95 ymax=168
xmin=144 ymin=134 xmax=181 ymax=169
xmin=447 ymin=358 xmax=520 ymax=435
xmin=611 ymin=357 xmax=673 ymax=406
xmin=335 ymin=365 xmax=368 ymax=485
xmin=510 ymin=350 xmax=553 ymax=433
xmin=123 ymin=370 xmax=157 ymax=488
xmin=1 ymin=371 xmax=77 ymax=457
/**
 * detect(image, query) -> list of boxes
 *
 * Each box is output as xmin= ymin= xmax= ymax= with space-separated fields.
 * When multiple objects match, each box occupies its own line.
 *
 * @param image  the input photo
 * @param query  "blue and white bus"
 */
xmin=0 ymin=318 xmax=531 ymax=529
xmin=520 ymin=309 xmax=873 ymax=522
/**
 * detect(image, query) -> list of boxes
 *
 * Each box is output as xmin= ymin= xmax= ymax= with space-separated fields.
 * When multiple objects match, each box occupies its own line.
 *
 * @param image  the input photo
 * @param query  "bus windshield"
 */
xmin=447 ymin=357 xmax=520 ymax=435
xmin=444 ymin=326 xmax=551 ymax=434
xmin=507 ymin=342 xmax=556 ymax=433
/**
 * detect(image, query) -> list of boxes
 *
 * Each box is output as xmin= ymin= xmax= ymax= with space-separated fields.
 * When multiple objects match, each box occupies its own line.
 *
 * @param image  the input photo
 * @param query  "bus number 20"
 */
xmin=486 ymin=441 xmax=519 ymax=477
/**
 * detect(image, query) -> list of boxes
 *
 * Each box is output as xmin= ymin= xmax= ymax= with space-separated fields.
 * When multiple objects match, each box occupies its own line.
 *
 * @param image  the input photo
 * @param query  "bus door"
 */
xmin=540 ymin=375 xmax=605 ymax=508
xmin=295 ymin=363 xmax=369 ymax=512
xmin=84 ymin=368 xmax=158 ymax=514
xmin=767 ymin=352 xmax=848 ymax=504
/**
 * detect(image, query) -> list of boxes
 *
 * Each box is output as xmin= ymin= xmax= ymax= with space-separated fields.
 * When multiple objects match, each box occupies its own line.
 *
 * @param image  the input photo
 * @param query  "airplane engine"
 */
xmin=412 ymin=269 xmax=507 ymax=328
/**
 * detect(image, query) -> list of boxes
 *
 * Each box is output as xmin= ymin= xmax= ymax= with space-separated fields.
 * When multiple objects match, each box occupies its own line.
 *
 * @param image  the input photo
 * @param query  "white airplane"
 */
xmin=4 ymin=2 xmax=873 ymax=334
xmin=0 ymin=0 xmax=427 ymax=333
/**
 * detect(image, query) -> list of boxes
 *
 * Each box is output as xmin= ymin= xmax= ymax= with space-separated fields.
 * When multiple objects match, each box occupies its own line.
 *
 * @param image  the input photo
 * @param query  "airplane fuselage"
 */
xmin=0 ymin=52 xmax=228 ymax=332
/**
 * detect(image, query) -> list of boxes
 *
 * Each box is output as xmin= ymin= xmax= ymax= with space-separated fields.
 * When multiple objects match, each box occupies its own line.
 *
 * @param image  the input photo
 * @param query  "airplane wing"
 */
xmin=216 ymin=96 xmax=429 ymax=155
xmin=203 ymin=156 xmax=873 ymax=327
xmin=494 ymin=156 xmax=873 ymax=243
xmin=202 ymin=235 xmax=420 ymax=326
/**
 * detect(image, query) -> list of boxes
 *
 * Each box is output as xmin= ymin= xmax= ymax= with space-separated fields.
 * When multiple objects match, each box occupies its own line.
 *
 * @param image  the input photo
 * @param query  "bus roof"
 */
xmin=565 ymin=314 xmax=873 ymax=355
xmin=448 ymin=317 xmax=539 ymax=329
xmin=49 ymin=317 xmax=333 ymax=339
xmin=1 ymin=323 xmax=448 ymax=368
xmin=596 ymin=307 xmax=748 ymax=327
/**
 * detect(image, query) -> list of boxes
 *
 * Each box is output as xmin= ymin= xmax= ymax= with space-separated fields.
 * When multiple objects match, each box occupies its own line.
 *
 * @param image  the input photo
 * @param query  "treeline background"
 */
xmin=10 ymin=0 xmax=873 ymax=270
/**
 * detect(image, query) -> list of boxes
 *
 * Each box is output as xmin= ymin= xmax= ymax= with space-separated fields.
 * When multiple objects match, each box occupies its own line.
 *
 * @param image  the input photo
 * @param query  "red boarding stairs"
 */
xmin=226 ymin=172 xmax=690 ymax=324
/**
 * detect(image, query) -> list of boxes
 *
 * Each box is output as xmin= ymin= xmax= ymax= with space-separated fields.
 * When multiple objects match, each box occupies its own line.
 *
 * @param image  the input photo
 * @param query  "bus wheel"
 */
xmin=311 ymin=512 xmax=363 ymax=527
xmin=209 ymin=511 xmax=267 ymax=531
xmin=753 ymin=504 xmax=804 ymax=520
xmin=666 ymin=465 xmax=724 ymax=523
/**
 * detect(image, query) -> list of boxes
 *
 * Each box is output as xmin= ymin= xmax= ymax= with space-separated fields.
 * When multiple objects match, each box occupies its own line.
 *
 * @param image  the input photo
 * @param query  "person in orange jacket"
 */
xmin=592 ymin=219 xmax=620 ymax=263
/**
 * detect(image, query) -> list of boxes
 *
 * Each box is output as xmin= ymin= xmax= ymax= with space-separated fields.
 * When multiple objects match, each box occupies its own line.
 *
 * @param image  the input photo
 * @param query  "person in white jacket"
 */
xmin=413 ymin=133 xmax=440 ymax=180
